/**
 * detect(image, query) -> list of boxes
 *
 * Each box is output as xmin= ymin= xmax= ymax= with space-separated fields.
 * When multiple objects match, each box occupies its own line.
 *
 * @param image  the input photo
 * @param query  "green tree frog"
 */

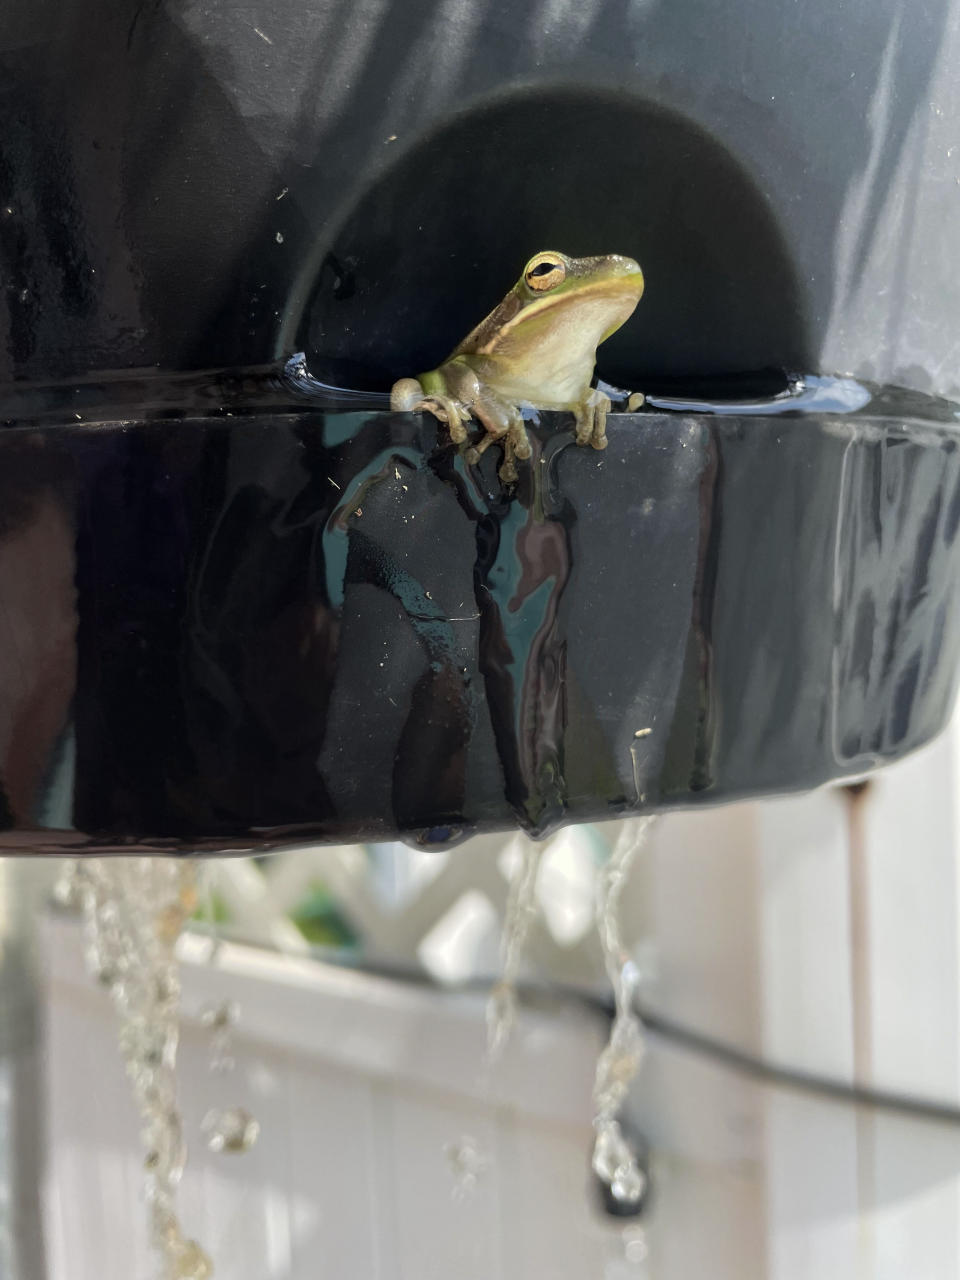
xmin=390 ymin=250 xmax=645 ymax=482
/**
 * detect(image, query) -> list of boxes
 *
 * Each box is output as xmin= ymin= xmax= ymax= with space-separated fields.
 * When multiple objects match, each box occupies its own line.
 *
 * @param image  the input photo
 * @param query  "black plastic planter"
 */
xmin=1 ymin=0 xmax=959 ymax=851
xmin=1 ymin=375 xmax=958 ymax=852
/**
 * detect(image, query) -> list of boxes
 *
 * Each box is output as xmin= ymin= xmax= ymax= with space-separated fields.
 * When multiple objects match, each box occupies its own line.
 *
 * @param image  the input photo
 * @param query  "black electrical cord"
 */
xmin=629 ymin=1000 xmax=960 ymax=1128
xmin=187 ymin=922 xmax=960 ymax=1129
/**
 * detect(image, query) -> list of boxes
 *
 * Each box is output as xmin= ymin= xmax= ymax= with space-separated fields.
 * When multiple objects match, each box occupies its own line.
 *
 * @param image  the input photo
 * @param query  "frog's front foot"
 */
xmin=509 ymin=420 xmax=532 ymax=462
xmin=499 ymin=453 xmax=522 ymax=486
xmin=463 ymin=422 xmax=529 ymax=485
xmin=460 ymin=397 xmax=530 ymax=485
xmin=496 ymin=423 xmax=531 ymax=485
xmin=422 ymin=398 xmax=470 ymax=445
xmin=575 ymin=389 xmax=611 ymax=451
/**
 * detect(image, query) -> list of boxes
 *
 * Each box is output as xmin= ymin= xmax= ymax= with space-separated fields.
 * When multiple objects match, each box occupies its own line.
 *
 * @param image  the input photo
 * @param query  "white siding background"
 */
xmin=25 ymin=699 xmax=960 ymax=1279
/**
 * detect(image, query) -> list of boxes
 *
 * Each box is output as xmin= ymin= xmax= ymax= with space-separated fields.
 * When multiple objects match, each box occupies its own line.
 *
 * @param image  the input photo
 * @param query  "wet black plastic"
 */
xmin=2 ymin=0 xmax=959 ymax=851
xmin=2 ymin=388 xmax=959 ymax=853
xmin=2 ymin=2 xmax=959 ymax=401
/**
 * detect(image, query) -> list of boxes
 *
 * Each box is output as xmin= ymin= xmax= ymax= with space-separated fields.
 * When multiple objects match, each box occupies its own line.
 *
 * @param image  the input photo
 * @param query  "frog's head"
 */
xmin=521 ymin=250 xmax=642 ymax=298
xmin=454 ymin=249 xmax=644 ymax=374
xmin=493 ymin=250 xmax=644 ymax=355
xmin=515 ymin=250 xmax=643 ymax=335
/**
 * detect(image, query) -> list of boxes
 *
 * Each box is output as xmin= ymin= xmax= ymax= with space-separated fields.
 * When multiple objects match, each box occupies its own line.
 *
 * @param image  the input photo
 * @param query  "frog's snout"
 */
xmin=611 ymin=254 xmax=644 ymax=282
xmin=603 ymin=254 xmax=644 ymax=300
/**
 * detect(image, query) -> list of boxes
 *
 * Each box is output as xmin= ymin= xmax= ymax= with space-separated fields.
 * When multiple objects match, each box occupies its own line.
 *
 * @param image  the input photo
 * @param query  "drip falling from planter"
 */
xmin=63 ymin=860 xmax=213 ymax=1280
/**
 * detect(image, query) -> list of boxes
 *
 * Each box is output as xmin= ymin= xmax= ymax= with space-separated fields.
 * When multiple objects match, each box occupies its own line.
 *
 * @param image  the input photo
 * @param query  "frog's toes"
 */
xmin=499 ymin=457 xmax=519 ymax=485
xmin=509 ymin=425 xmax=532 ymax=460
xmin=414 ymin=395 xmax=473 ymax=444
xmin=591 ymin=432 xmax=609 ymax=451
xmin=574 ymin=419 xmax=594 ymax=447
xmin=408 ymin=396 xmax=444 ymax=423
xmin=428 ymin=400 xmax=452 ymax=424
xmin=627 ymin=392 xmax=645 ymax=411
xmin=464 ymin=445 xmax=481 ymax=466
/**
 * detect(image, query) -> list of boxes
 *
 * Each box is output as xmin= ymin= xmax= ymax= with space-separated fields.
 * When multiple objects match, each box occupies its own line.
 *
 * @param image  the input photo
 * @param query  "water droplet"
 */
xmin=200 ymin=1001 xmax=239 ymax=1073
xmin=592 ymin=1121 xmax=633 ymax=1183
xmin=201 ymin=1107 xmax=260 ymax=1154
xmin=611 ymin=1161 xmax=646 ymax=1206
xmin=445 ymin=1135 xmax=486 ymax=1200
xmin=622 ymin=1226 xmax=649 ymax=1266
xmin=52 ymin=864 xmax=82 ymax=908
xmin=171 ymin=1238 xmax=214 ymax=1279
xmin=485 ymin=980 xmax=516 ymax=1062
xmin=593 ymin=1122 xmax=646 ymax=1208
xmin=200 ymin=1001 xmax=237 ymax=1030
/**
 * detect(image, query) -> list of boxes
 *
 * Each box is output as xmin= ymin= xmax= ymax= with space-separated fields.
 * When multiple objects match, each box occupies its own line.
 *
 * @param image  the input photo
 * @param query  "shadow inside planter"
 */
xmin=285 ymin=85 xmax=812 ymax=398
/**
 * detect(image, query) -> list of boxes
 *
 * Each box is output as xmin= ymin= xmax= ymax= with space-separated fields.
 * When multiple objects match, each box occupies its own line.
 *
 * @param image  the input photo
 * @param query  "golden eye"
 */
xmin=524 ymin=255 xmax=566 ymax=292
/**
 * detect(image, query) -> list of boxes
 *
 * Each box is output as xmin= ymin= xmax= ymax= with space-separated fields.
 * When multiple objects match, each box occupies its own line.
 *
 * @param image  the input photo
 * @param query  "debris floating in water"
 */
xmin=73 ymin=858 xmax=214 ymax=1280
xmin=592 ymin=817 xmax=655 ymax=1209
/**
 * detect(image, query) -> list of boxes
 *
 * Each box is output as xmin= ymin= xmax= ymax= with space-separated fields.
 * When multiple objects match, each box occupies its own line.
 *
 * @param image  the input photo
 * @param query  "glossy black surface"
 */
xmin=2 ymin=1 xmax=959 ymax=403
xmin=2 ymin=393 xmax=958 ymax=852
xmin=2 ymin=0 xmax=959 ymax=853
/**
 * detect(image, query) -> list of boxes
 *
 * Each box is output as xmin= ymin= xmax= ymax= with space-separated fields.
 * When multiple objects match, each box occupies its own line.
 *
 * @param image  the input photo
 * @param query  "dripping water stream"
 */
xmin=70 ymin=858 xmax=213 ymax=1280
xmin=485 ymin=834 xmax=544 ymax=1065
xmin=591 ymin=817 xmax=655 ymax=1207
xmin=476 ymin=817 xmax=655 ymax=1209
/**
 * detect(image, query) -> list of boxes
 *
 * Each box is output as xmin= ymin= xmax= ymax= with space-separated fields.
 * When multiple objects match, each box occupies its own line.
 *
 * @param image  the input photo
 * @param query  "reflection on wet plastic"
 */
xmin=0 ymin=365 xmax=959 ymax=853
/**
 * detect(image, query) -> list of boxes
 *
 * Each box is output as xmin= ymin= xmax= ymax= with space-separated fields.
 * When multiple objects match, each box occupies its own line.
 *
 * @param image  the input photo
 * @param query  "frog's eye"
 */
xmin=524 ymin=256 xmax=566 ymax=292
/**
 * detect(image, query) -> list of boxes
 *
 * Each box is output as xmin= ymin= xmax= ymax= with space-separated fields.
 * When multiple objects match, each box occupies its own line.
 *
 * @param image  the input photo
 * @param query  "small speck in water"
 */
xmin=276 ymin=187 xmax=288 ymax=200
xmin=253 ymin=26 xmax=273 ymax=43
xmin=633 ymin=727 xmax=652 ymax=738
xmin=275 ymin=231 xmax=284 ymax=244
